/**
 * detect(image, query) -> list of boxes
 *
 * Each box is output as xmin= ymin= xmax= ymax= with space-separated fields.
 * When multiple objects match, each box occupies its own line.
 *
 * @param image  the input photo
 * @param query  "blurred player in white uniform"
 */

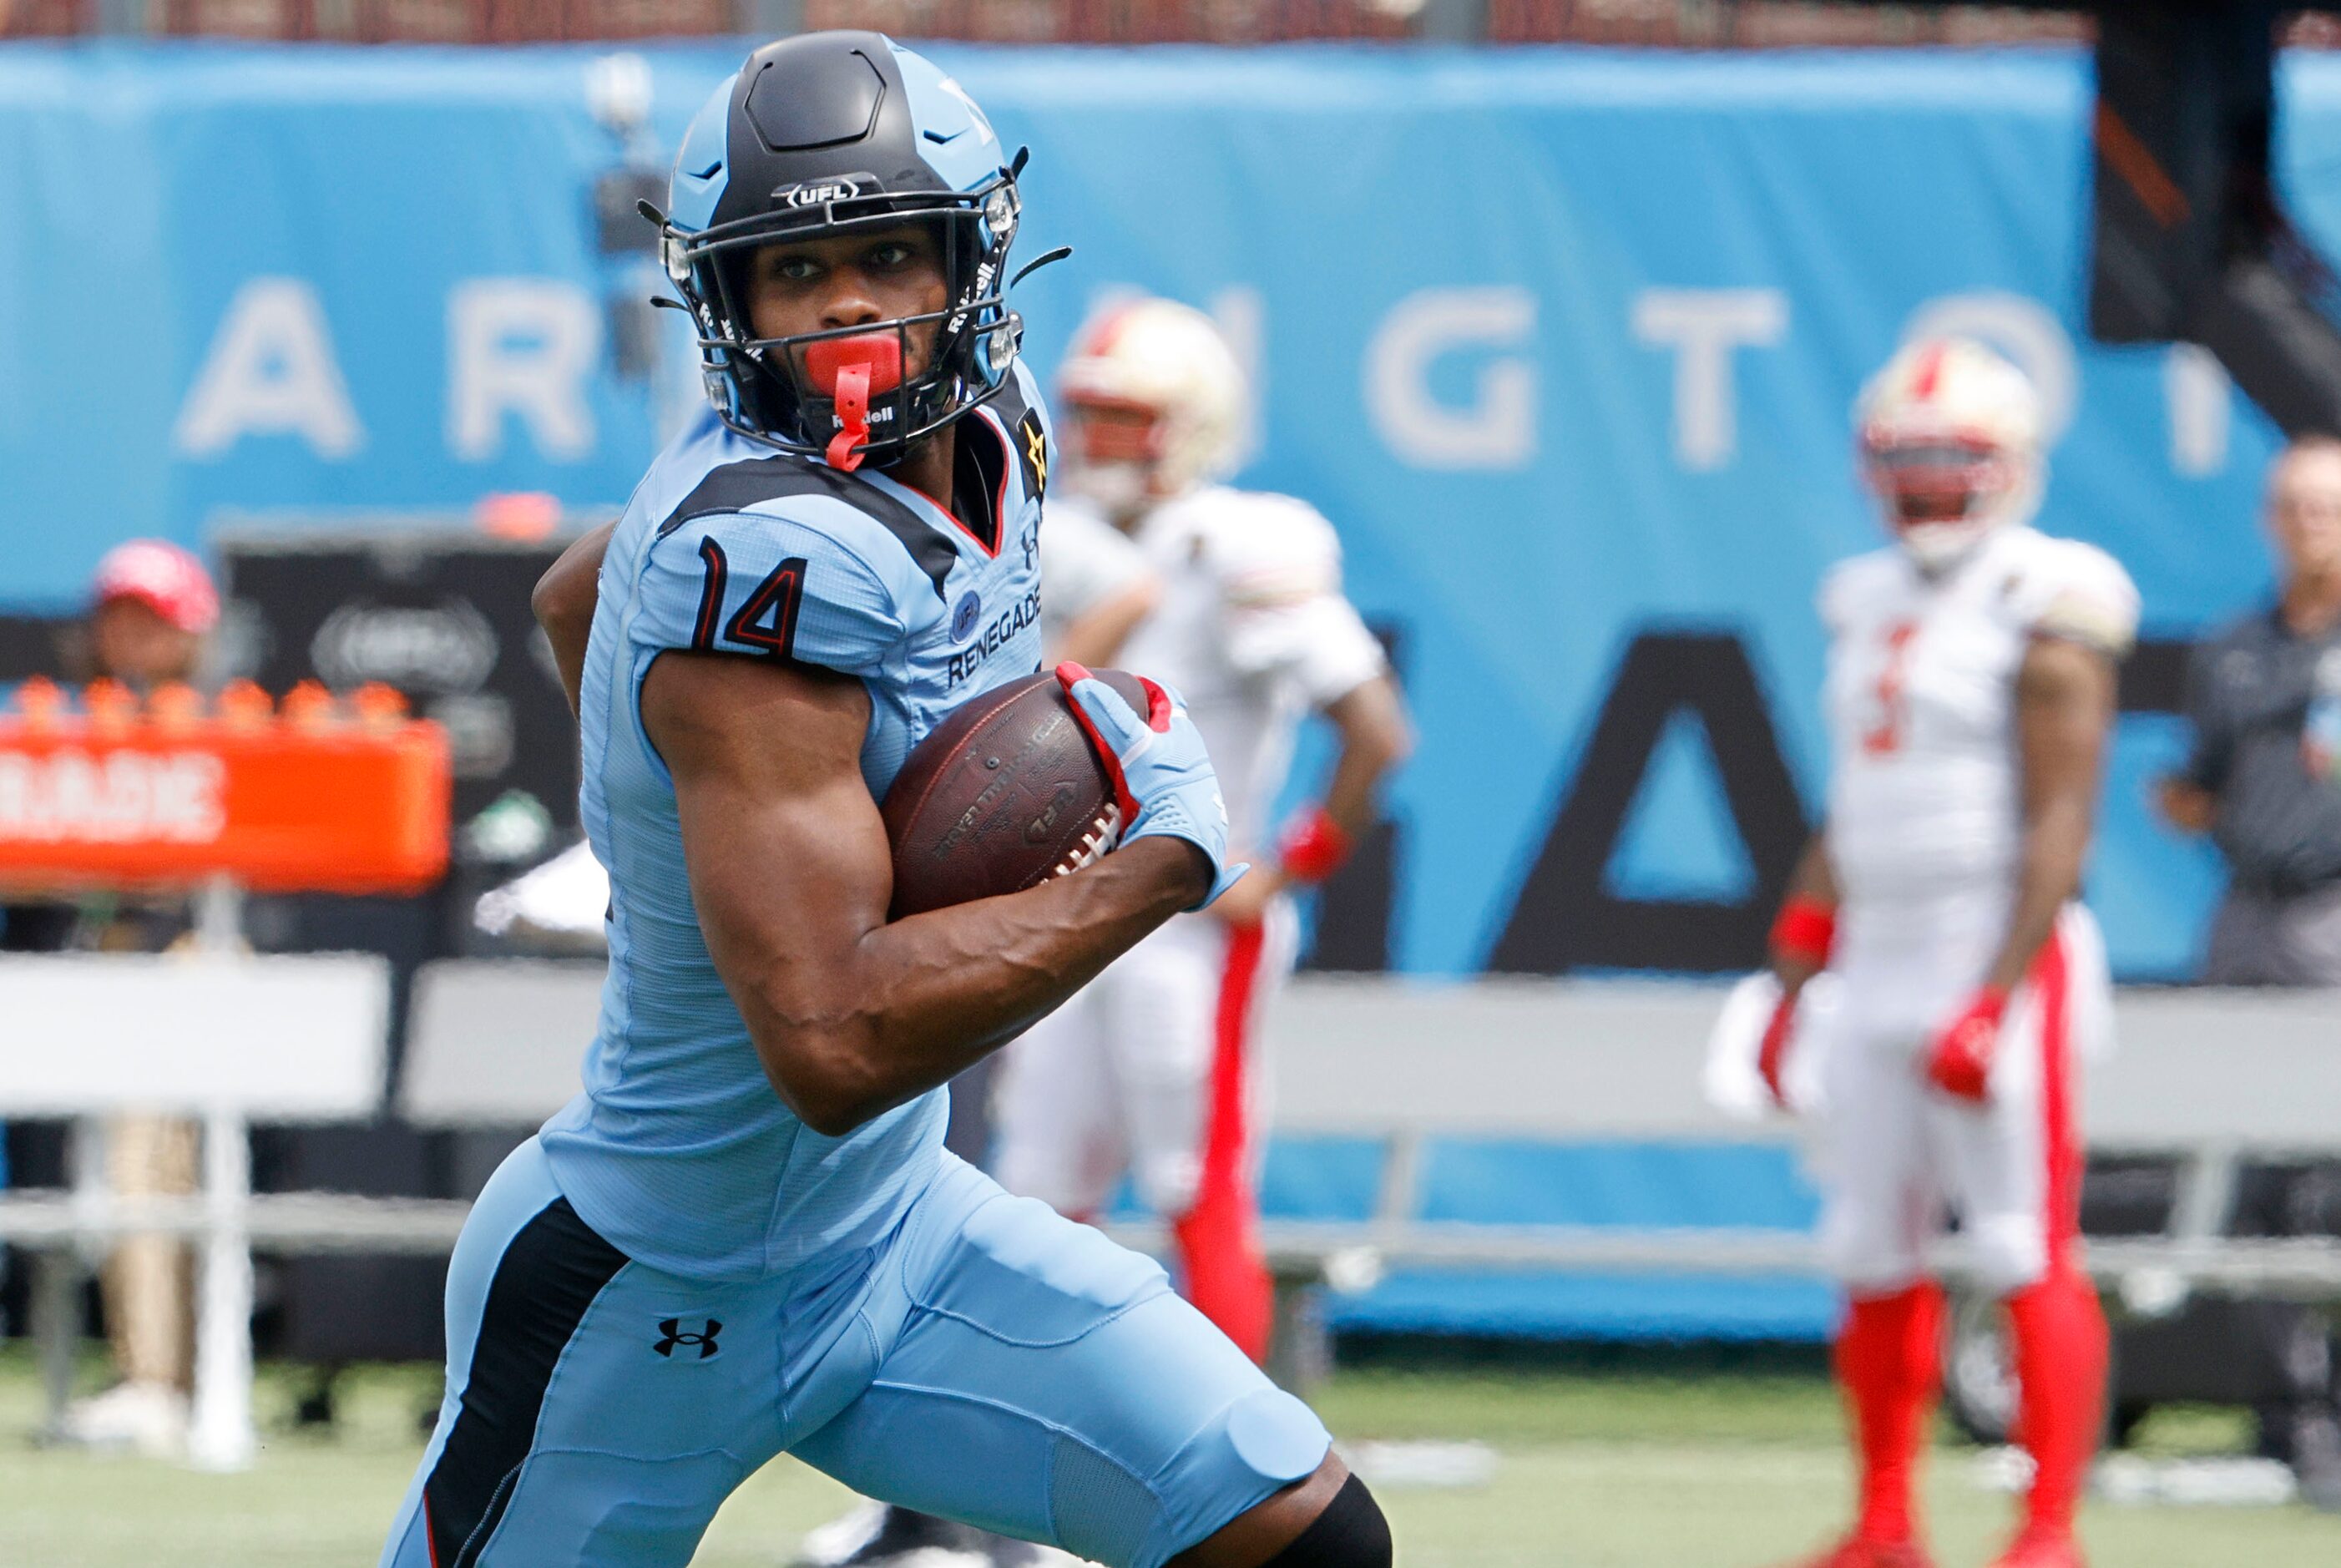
xmin=1760 ymin=339 xmax=2136 ymax=1568
xmin=997 ymin=297 xmax=1413 ymax=1361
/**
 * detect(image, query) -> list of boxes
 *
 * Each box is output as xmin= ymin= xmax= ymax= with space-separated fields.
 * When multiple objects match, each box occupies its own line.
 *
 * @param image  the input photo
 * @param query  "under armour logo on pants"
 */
xmin=653 ymin=1318 xmax=722 ymax=1358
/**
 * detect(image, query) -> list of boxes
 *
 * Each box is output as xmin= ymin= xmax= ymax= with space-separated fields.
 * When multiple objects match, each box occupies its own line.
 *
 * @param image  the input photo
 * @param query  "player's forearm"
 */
xmin=1984 ymin=794 xmax=2090 ymax=994
xmin=750 ymin=838 xmax=1206 ymax=1136
xmin=1317 ymin=675 xmax=1413 ymax=837
xmin=1054 ymin=580 xmax=1158 ymax=670
xmin=1987 ymin=639 xmax=2115 ymax=994
xmin=2155 ymin=776 xmax=2216 ymax=836
xmin=533 ymin=521 xmax=614 ymax=717
xmin=1785 ymin=834 xmax=1839 ymax=909
xmin=1768 ymin=836 xmax=1838 ymax=993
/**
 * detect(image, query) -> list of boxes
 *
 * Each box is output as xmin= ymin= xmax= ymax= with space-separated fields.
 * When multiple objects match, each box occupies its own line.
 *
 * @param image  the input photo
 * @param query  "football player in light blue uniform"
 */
xmin=377 ymin=32 xmax=1388 ymax=1568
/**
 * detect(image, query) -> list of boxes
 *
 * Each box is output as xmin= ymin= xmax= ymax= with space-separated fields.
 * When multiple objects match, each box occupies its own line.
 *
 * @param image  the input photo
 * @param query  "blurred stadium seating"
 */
xmin=0 ymin=0 xmax=2104 ymax=47
xmin=23 ymin=2 xmax=2341 ymax=48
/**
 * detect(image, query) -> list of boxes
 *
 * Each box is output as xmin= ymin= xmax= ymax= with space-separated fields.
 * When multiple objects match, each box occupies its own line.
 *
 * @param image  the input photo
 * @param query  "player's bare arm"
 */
xmin=644 ymin=650 xmax=1209 ymax=1137
xmin=2155 ymin=775 xmax=2216 ymax=834
xmin=1983 ymin=633 xmax=2119 ymax=994
xmin=1923 ymin=628 xmax=2119 ymax=1105
xmin=1056 ymin=573 xmax=1161 ymax=669
xmin=1213 ymin=671 xmax=1412 ymax=928
xmin=1769 ymin=835 xmax=1842 ymax=993
xmin=533 ymin=519 xmax=614 ymax=716
xmin=1314 ymin=673 xmax=1413 ymax=839
xmin=1755 ymin=833 xmax=1839 ymax=1105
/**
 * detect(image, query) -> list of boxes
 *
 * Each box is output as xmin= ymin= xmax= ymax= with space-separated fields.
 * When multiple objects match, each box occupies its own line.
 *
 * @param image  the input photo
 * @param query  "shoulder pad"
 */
xmin=1193 ymin=490 xmax=1344 ymax=609
xmin=1817 ymin=549 xmax=1900 ymax=632
xmin=2015 ymin=535 xmax=2140 ymax=656
xmin=660 ymin=453 xmax=956 ymax=602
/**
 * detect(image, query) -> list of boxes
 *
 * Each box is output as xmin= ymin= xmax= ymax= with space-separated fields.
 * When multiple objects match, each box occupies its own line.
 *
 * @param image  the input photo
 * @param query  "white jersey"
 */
xmin=1821 ymin=525 xmax=2136 ymax=969
xmin=1037 ymin=502 xmax=1152 ymax=651
xmin=1043 ymin=488 xmax=1386 ymax=851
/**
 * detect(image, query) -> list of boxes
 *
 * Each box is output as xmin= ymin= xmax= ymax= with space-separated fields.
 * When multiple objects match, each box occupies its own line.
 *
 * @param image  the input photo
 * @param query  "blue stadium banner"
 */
xmin=7 ymin=41 xmax=2337 ymax=979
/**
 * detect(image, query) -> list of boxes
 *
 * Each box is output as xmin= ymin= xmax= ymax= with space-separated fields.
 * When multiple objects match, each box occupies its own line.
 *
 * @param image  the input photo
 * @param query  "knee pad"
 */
xmin=1135 ymin=1147 xmax=1203 ymax=1219
xmin=1821 ymin=1208 xmax=1924 ymax=1297
xmin=1964 ymin=1213 xmax=2048 ymax=1298
xmin=1262 ymin=1474 xmax=1391 ymax=1568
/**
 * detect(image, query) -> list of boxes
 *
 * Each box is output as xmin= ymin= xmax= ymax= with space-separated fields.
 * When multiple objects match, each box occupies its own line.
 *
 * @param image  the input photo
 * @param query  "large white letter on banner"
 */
xmin=1901 ymin=292 xmax=2077 ymax=444
xmin=1365 ymin=287 xmax=1536 ymax=469
xmin=2166 ymin=344 xmax=2231 ymax=477
xmin=1631 ymin=289 xmax=1787 ymax=471
xmin=448 ymin=280 xmax=600 ymax=461
xmin=1211 ymin=285 xmax=1266 ymax=470
xmin=174 ymin=279 xmax=363 ymax=458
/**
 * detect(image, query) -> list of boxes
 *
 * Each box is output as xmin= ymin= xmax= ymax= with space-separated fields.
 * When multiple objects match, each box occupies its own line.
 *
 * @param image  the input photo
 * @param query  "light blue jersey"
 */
xmin=538 ymin=363 xmax=1054 ymax=1282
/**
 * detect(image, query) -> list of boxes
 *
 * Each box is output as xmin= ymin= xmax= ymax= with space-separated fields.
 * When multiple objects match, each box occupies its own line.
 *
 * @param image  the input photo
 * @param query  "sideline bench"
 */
xmin=0 ymin=952 xmax=396 ymax=1469
xmin=400 ymin=965 xmax=2341 ymax=1375
xmin=1251 ymin=980 xmax=2341 ymax=1289
xmin=7 ymin=959 xmax=2338 ymax=1451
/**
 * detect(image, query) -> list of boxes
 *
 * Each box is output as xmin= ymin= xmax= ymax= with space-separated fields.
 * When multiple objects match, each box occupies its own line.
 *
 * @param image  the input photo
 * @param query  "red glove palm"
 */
xmin=1925 ymin=988 xmax=2009 ymax=1103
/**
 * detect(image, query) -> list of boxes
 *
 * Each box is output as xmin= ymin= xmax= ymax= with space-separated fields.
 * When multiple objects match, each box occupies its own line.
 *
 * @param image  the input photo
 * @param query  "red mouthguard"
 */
xmin=805 ymin=335 xmax=902 ymax=473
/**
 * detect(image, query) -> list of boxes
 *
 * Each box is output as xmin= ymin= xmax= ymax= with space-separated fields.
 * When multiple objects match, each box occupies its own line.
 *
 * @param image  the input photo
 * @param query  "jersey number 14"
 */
xmin=692 ymin=539 xmax=807 ymax=660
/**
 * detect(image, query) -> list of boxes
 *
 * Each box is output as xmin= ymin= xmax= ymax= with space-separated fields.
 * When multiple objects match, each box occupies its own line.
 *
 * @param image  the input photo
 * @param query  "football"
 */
xmin=879 ymin=668 xmax=1147 ymax=918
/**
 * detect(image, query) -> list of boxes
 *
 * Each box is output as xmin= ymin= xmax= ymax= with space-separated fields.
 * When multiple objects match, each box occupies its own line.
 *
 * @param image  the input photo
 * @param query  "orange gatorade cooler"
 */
xmin=0 ymin=678 xmax=451 ymax=893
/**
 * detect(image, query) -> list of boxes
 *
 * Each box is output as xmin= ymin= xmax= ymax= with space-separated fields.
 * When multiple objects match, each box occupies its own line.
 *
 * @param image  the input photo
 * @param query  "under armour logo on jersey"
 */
xmin=653 ymin=1318 xmax=722 ymax=1358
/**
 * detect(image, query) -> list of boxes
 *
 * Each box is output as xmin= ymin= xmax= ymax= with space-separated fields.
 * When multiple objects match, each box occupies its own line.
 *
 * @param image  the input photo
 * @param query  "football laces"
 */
xmin=1049 ymin=802 xmax=1125 ymax=878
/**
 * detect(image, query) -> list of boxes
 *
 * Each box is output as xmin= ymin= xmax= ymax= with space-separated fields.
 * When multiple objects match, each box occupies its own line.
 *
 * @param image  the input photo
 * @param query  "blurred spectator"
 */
xmin=2159 ymin=435 xmax=2341 ymax=983
xmin=2156 ymin=441 xmax=2341 ymax=1509
xmin=1 ymin=540 xmax=219 ymax=1457
xmin=84 ymin=539 xmax=218 ymax=691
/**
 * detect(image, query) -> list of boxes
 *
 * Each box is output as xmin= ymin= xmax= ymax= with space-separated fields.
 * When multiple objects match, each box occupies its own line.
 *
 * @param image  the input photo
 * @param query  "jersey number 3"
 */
xmin=1862 ymin=620 xmax=1919 ymax=756
xmin=693 ymin=539 xmax=806 ymax=659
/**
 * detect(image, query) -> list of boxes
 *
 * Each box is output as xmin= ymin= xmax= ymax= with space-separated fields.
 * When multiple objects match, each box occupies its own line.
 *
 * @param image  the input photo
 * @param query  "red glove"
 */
xmin=1277 ymin=804 xmax=1353 ymax=884
xmin=1756 ymin=990 xmax=1798 ymax=1109
xmin=1925 ymin=987 xmax=2009 ymax=1103
xmin=1770 ymin=896 xmax=1836 ymax=970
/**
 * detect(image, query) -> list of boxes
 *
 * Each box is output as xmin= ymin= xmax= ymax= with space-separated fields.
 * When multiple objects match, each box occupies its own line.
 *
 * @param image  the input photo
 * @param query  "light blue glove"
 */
xmin=1055 ymin=661 xmax=1246 ymax=910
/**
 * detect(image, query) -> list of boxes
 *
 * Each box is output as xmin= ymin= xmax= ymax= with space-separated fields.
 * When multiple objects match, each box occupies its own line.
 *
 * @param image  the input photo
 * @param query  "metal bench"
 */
xmin=397 ymin=965 xmax=2341 ymax=1364
xmin=10 ymin=956 xmax=2338 ymax=1448
xmin=0 ymin=951 xmax=397 ymax=1469
xmin=1246 ymin=979 xmax=2341 ymax=1288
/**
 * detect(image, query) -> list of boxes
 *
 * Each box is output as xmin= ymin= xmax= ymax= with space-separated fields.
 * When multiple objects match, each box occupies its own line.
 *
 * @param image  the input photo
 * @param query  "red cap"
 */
xmin=90 ymin=539 xmax=220 ymax=635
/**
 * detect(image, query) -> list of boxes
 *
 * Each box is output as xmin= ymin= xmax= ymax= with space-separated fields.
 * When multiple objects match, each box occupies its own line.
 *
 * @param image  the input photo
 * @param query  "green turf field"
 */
xmin=3 ymin=1349 xmax=2338 ymax=1566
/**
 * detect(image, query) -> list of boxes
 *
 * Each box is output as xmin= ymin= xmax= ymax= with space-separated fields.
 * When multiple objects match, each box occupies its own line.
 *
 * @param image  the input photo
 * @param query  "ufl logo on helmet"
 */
xmin=771 ymin=174 xmax=872 ymax=210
